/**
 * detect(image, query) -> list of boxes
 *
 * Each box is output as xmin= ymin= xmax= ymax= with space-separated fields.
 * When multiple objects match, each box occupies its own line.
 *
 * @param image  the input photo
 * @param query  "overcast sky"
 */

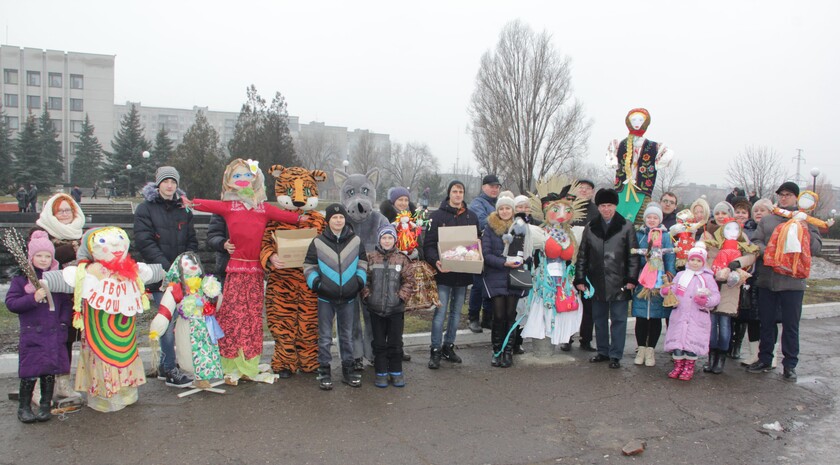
xmin=4 ymin=0 xmax=839 ymax=188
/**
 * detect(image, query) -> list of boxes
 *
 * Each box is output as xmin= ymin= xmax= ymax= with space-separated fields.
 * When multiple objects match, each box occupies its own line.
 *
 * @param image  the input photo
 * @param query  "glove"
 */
xmin=693 ymin=294 xmax=709 ymax=307
xmin=660 ymin=285 xmax=671 ymax=296
xmin=728 ymin=260 xmax=741 ymax=271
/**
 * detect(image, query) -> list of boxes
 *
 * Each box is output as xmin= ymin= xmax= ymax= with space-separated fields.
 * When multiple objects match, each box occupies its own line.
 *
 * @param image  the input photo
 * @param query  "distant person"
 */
xmin=748 ymin=190 xmax=759 ymax=205
xmin=70 ymin=185 xmax=82 ymax=203
xmin=91 ymin=183 xmax=99 ymax=199
xmin=16 ymin=186 xmax=27 ymax=212
xmin=725 ymin=187 xmax=739 ymax=204
xmin=27 ymin=183 xmax=38 ymax=213
xmin=420 ymin=187 xmax=430 ymax=211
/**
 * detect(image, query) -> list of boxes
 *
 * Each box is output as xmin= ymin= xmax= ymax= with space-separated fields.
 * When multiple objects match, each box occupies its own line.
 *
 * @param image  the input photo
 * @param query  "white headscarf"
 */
xmin=35 ymin=194 xmax=85 ymax=240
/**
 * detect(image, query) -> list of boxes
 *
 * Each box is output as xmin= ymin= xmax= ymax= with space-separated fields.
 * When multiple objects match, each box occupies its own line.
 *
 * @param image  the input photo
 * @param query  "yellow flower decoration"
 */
xmin=186 ymin=276 xmax=202 ymax=294
xmin=246 ymin=159 xmax=259 ymax=175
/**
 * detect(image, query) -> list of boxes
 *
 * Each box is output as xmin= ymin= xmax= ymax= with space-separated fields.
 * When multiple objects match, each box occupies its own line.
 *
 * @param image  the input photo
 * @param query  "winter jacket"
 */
xmin=423 ymin=200 xmax=480 ymax=288
xmin=27 ymin=186 xmax=38 ymax=206
xmin=574 ymin=213 xmax=640 ymax=302
xmin=469 ymin=193 xmax=496 ymax=232
xmin=379 ymin=199 xmax=417 ymax=223
xmin=5 ymin=272 xmax=73 ymax=378
xmin=751 ymin=208 xmax=822 ymax=291
xmin=304 ymin=225 xmax=368 ymax=304
xmin=631 ymin=226 xmax=677 ymax=319
xmin=662 ymin=211 xmax=677 ymax=230
xmin=362 ymin=246 xmax=415 ymax=316
xmin=481 ymin=213 xmax=521 ymax=298
xmin=663 ymin=268 xmax=721 ymax=356
xmin=16 ymin=189 xmax=27 ymax=208
xmin=134 ymin=183 xmax=198 ymax=273
xmin=206 ymin=214 xmax=229 ymax=282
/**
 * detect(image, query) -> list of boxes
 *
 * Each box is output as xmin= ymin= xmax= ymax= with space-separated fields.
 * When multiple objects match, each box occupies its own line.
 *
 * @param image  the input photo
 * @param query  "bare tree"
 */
xmin=725 ymin=146 xmax=787 ymax=199
xmin=652 ymin=159 xmax=685 ymax=201
xmin=295 ymin=127 xmax=341 ymax=171
xmin=384 ymin=141 xmax=438 ymax=192
xmin=564 ymin=158 xmax=614 ymax=191
xmin=350 ymin=132 xmax=387 ymax=175
xmin=813 ymin=174 xmax=837 ymax=217
xmin=469 ymin=20 xmax=591 ymax=194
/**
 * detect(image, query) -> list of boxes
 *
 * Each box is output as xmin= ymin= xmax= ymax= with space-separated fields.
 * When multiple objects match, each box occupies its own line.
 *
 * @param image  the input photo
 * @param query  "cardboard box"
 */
xmin=273 ymin=228 xmax=318 ymax=268
xmin=438 ymin=225 xmax=484 ymax=274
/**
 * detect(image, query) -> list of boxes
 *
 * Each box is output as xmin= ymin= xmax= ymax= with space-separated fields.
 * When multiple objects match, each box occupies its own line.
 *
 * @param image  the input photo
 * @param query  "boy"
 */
xmin=361 ymin=225 xmax=416 ymax=387
xmin=304 ymin=204 xmax=368 ymax=390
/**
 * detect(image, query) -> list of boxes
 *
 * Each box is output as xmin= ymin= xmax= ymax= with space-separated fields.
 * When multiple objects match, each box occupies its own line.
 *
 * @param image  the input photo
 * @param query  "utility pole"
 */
xmin=792 ymin=149 xmax=805 ymax=185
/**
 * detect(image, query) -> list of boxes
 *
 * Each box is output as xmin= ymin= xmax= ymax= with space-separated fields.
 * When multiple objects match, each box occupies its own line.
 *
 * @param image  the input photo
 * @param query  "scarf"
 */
xmin=35 ymin=195 xmax=85 ymax=240
xmin=676 ymin=268 xmax=705 ymax=296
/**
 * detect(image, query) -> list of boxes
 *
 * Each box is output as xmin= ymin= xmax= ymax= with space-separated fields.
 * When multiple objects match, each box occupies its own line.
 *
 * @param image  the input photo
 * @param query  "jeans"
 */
xmin=318 ymin=300 xmax=356 ymax=368
xmin=370 ymin=312 xmax=405 ymax=374
xmin=709 ymin=313 xmax=732 ymax=351
xmin=153 ymin=291 xmax=178 ymax=373
xmin=352 ymin=300 xmax=374 ymax=361
xmin=592 ymin=300 xmax=629 ymax=360
xmin=431 ymin=285 xmax=466 ymax=349
xmin=468 ymin=276 xmax=491 ymax=322
xmin=758 ymin=288 xmax=803 ymax=368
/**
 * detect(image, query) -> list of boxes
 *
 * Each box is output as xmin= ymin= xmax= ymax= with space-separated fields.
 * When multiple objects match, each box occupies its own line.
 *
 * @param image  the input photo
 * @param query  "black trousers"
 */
xmin=757 ymin=288 xmax=802 ymax=369
xmin=634 ymin=317 xmax=663 ymax=347
xmin=578 ymin=297 xmax=594 ymax=343
xmin=370 ymin=312 xmax=405 ymax=374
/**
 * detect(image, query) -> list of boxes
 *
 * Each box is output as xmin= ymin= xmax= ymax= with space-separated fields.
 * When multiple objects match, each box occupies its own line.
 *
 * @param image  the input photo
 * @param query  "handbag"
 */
xmin=555 ymin=293 xmax=579 ymax=313
xmin=508 ymin=267 xmax=533 ymax=290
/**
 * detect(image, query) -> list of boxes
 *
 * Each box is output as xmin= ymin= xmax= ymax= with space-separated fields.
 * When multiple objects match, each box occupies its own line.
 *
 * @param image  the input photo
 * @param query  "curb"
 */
xmin=3 ymin=302 xmax=840 ymax=376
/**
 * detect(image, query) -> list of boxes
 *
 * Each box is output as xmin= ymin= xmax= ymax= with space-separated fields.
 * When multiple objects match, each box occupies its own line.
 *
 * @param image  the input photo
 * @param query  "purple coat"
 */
xmin=5 ymin=273 xmax=72 ymax=378
xmin=663 ymin=268 xmax=721 ymax=356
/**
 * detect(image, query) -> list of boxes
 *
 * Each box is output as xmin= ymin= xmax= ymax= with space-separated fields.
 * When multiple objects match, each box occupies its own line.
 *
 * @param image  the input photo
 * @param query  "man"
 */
xmin=71 ymin=185 xmax=83 ymax=204
xmin=467 ymin=174 xmax=501 ymax=332
xmin=566 ymin=179 xmax=597 ymax=352
xmin=749 ymin=190 xmax=760 ymax=205
xmin=574 ymin=188 xmax=640 ymax=369
xmin=660 ymin=192 xmax=679 ymax=229
xmin=747 ymin=181 xmax=821 ymax=381
xmin=725 ymin=187 xmax=739 ymax=204
xmin=134 ymin=166 xmax=198 ymax=388
xmin=570 ymin=179 xmax=598 ymax=228
xmin=26 ymin=183 xmax=38 ymax=213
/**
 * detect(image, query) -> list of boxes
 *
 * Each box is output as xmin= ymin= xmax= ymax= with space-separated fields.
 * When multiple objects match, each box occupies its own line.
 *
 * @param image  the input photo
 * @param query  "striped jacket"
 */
xmin=304 ymin=225 xmax=368 ymax=304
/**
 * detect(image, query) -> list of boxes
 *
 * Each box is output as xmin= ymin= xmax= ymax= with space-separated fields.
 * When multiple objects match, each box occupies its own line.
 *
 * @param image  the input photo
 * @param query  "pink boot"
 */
xmin=668 ymin=359 xmax=685 ymax=379
xmin=679 ymin=359 xmax=696 ymax=381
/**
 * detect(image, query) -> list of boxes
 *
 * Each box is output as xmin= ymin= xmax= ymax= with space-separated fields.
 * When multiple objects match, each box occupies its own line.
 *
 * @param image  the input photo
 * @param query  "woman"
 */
xmin=29 ymin=193 xmax=85 ymax=400
xmin=740 ymin=198 xmax=773 ymax=366
xmin=379 ymin=186 xmax=416 ymax=223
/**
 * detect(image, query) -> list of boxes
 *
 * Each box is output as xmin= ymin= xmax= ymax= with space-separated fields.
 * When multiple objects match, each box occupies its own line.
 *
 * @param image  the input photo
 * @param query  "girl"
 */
xmin=661 ymin=244 xmax=721 ymax=381
xmin=631 ymin=204 xmax=676 ymax=366
xmin=5 ymin=231 xmax=73 ymax=423
xmin=740 ymin=199 xmax=773 ymax=366
xmin=729 ymin=197 xmax=756 ymax=360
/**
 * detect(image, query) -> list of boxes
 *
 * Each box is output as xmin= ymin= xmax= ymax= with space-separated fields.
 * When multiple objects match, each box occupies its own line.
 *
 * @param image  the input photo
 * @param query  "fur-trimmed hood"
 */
xmin=487 ymin=211 xmax=514 ymax=237
xmin=142 ymin=182 xmax=187 ymax=205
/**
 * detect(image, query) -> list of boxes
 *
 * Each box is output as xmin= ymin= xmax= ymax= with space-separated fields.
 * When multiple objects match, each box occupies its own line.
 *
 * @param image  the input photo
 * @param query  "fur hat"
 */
xmin=594 ymin=188 xmax=619 ymax=206
xmin=713 ymin=201 xmax=735 ymax=218
xmin=389 ymin=187 xmax=410 ymax=204
xmin=496 ymin=191 xmax=516 ymax=211
xmin=687 ymin=242 xmax=708 ymax=265
xmin=28 ymin=230 xmax=58 ymax=270
xmin=378 ymin=224 xmax=397 ymax=241
xmin=324 ymin=203 xmax=348 ymax=223
xmin=155 ymin=166 xmax=180 ymax=187
xmin=643 ymin=203 xmax=663 ymax=223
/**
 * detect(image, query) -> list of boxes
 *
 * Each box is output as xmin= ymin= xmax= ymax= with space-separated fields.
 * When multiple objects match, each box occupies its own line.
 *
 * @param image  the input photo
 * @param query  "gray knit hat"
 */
xmin=155 ymin=166 xmax=180 ymax=187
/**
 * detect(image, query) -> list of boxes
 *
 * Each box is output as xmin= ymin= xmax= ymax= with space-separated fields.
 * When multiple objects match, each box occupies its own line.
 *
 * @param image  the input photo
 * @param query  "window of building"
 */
xmin=4 ymin=116 xmax=19 ymax=130
xmin=3 ymin=93 xmax=18 ymax=108
xmin=26 ymin=71 xmax=41 ymax=86
xmin=70 ymin=142 xmax=81 ymax=155
xmin=69 ymin=98 xmax=83 ymax=112
xmin=50 ymin=119 xmax=62 ymax=133
xmin=3 ymin=69 xmax=18 ymax=85
xmin=70 ymin=120 xmax=84 ymax=133
xmin=70 ymin=74 xmax=84 ymax=89
xmin=48 ymin=96 xmax=62 ymax=110
xmin=49 ymin=72 xmax=62 ymax=88
xmin=26 ymin=95 xmax=41 ymax=109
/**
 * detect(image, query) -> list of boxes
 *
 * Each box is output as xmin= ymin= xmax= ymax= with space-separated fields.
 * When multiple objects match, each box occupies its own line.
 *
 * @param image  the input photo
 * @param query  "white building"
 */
xmin=1 ymin=45 xmax=115 ymax=181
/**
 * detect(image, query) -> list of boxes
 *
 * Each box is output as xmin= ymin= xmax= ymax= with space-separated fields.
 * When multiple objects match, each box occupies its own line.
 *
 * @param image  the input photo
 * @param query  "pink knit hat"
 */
xmin=687 ymin=241 xmax=708 ymax=265
xmin=28 ymin=230 xmax=58 ymax=270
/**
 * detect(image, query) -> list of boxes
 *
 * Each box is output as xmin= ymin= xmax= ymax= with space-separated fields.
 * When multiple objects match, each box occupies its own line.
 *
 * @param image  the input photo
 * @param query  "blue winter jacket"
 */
xmin=469 ymin=193 xmax=496 ymax=232
xmin=631 ymin=226 xmax=677 ymax=319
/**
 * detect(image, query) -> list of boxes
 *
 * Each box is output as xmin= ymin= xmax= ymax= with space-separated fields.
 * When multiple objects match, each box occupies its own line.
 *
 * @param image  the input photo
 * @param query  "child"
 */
xmin=661 ymin=244 xmax=721 ymax=381
xmin=5 ymin=231 xmax=72 ymax=423
xmin=361 ymin=224 xmax=416 ymax=387
xmin=304 ymin=204 xmax=368 ymax=390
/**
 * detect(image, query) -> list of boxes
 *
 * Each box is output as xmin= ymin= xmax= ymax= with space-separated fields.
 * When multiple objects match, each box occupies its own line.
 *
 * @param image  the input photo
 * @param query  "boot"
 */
xmin=644 ymin=347 xmax=656 ymax=367
xmin=729 ymin=322 xmax=746 ymax=359
xmin=668 ymin=359 xmax=685 ymax=379
xmin=679 ymin=359 xmax=696 ymax=381
xmin=428 ymin=347 xmax=442 ymax=369
xmin=317 ymin=366 xmax=333 ymax=391
xmin=35 ymin=375 xmax=54 ymax=422
xmin=491 ymin=321 xmax=504 ymax=367
xmin=341 ymin=365 xmax=361 ymax=387
xmin=702 ymin=350 xmax=717 ymax=373
xmin=513 ymin=328 xmax=525 ymax=354
xmin=501 ymin=345 xmax=513 ymax=368
xmin=441 ymin=343 xmax=462 ymax=363
xmin=634 ymin=346 xmax=647 ymax=365
xmin=741 ymin=340 xmax=760 ymax=366
xmin=712 ymin=350 xmax=727 ymax=374
xmin=54 ymin=374 xmax=80 ymax=400
xmin=17 ymin=378 xmax=37 ymax=424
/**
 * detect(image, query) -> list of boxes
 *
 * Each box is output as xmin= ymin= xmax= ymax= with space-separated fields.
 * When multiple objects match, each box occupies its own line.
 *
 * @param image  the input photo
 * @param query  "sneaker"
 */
xmin=353 ymin=358 xmax=365 ymax=372
xmin=164 ymin=368 xmax=193 ymax=388
xmin=389 ymin=372 xmax=406 ymax=387
xmin=746 ymin=361 xmax=773 ymax=374
xmin=441 ymin=343 xmax=462 ymax=363
xmin=374 ymin=373 xmax=389 ymax=388
xmin=783 ymin=367 xmax=797 ymax=382
xmin=468 ymin=320 xmax=483 ymax=333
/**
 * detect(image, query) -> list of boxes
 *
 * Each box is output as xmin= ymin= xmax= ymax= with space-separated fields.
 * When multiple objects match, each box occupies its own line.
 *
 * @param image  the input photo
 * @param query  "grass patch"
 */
xmin=804 ymin=279 xmax=840 ymax=305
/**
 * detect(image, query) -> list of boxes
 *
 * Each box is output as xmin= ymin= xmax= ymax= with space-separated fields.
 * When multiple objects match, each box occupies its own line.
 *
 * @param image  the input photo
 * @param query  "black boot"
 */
xmin=729 ymin=323 xmax=746 ymax=359
xmin=712 ymin=350 xmax=727 ymax=374
xmin=17 ymin=378 xmax=37 ymax=424
xmin=501 ymin=345 xmax=513 ymax=368
xmin=703 ymin=350 xmax=716 ymax=373
xmin=428 ymin=347 xmax=442 ymax=369
xmin=317 ymin=366 xmax=333 ymax=391
xmin=341 ymin=365 xmax=361 ymax=387
xmin=491 ymin=319 xmax=505 ymax=367
xmin=441 ymin=343 xmax=462 ymax=363
xmin=491 ymin=343 xmax=502 ymax=367
xmin=513 ymin=327 xmax=525 ymax=355
xmin=35 ymin=375 xmax=54 ymax=422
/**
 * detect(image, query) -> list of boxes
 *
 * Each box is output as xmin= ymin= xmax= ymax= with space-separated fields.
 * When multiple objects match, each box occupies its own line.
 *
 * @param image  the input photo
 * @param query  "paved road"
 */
xmin=1 ymin=317 xmax=838 ymax=465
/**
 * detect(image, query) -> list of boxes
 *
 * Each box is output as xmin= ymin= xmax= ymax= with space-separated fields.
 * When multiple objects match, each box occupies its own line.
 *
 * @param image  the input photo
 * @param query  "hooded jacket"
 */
xmin=574 ymin=213 xmax=640 ymax=301
xmin=304 ymin=225 xmax=368 ymax=304
xmin=423 ymin=200 xmax=480 ymax=288
xmin=134 ymin=183 xmax=198 ymax=273
xmin=362 ymin=245 xmax=416 ymax=316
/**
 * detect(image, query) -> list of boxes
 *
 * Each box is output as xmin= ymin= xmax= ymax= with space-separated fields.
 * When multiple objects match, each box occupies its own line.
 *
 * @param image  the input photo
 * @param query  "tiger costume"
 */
xmin=260 ymin=165 xmax=327 ymax=374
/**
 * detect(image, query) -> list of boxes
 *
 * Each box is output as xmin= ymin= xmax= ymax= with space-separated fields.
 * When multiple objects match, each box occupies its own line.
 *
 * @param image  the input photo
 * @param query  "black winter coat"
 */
xmin=133 ymin=184 xmax=198 ymax=275
xmin=574 ymin=213 xmax=640 ymax=302
xmin=206 ymin=214 xmax=229 ymax=281
xmin=423 ymin=200 xmax=480 ymax=288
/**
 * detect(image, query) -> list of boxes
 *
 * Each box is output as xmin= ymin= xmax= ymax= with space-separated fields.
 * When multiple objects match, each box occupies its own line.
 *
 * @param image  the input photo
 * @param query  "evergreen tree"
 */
xmin=171 ymin=111 xmax=228 ymax=199
xmin=228 ymin=85 xmax=299 ymax=170
xmin=106 ymin=104 xmax=151 ymax=196
xmin=70 ymin=115 xmax=103 ymax=187
xmin=152 ymin=127 xmax=175 ymax=167
xmin=37 ymin=105 xmax=64 ymax=186
xmin=13 ymin=113 xmax=40 ymax=187
xmin=0 ymin=107 xmax=13 ymax=191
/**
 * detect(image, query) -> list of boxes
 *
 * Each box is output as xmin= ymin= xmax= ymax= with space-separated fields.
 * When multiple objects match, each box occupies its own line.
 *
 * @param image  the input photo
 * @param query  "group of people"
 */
xmin=15 ymin=183 xmax=38 ymax=212
xmin=5 ymin=143 xmax=826 ymax=422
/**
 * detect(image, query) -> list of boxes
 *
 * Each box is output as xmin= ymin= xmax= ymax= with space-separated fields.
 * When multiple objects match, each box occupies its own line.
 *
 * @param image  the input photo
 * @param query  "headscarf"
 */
xmin=36 ymin=193 xmax=85 ymax=240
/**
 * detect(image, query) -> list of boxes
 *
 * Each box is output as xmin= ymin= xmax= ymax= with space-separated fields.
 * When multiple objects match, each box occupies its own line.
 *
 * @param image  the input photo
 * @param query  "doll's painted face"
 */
xmin=228 ymin=165 xmax=255 ymax=190
xmin=723 ymin=222 xmax=741 ymax=240
xmin=180 ymin=254 xmax=201 ymax=277
xmin=798 ymin=192 xmax=817 ymax=212
xmin=545 ymin=201 xmax=572 ymax=225
xmin=90 ymin=228 xmax=130 ymax=262
xmin=687 ymin=257 xmax=704 ymax=272
xmin=629 ymin=112 xmax=647 ymax=131
xmin=32 ymin=251 xmax=54 ymax=271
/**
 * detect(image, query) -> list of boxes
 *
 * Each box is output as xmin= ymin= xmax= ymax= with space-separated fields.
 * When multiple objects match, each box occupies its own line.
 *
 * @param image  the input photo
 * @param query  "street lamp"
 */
xmin=126 ymin=164 xmax=133 ymax=197
xmin=342 ymin=160 xmax=349 ymax=173
xmin=810 ymin=167 xmax=820 ymax=192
